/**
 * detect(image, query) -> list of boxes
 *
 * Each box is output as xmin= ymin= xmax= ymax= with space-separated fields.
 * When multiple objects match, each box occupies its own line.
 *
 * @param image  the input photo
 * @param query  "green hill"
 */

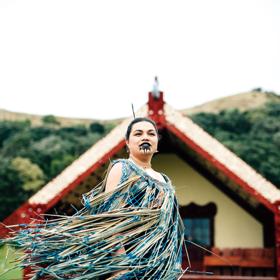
xmin=0 ymin=90 xmax=279 ymax=221
xmin=183 ymin=89 xmax=280 ymax=115
xmin=0 ymin=108 xmax=121 ymax=127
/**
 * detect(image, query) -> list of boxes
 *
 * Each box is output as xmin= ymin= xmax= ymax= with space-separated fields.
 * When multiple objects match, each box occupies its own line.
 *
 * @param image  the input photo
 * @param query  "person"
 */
xmin=1 ymin=117 xmax=185 ymax=280
xmin=105 ymin=117 xmax=185 ymax=279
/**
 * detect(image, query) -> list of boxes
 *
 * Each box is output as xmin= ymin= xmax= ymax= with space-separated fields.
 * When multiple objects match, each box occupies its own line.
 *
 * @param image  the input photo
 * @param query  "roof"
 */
xmin=2 ymin=92 xmax=280 ymax=229
xmin=29 ymin=104 xmax=148 ymax=206
xmin=164 ymin=103 xmax=280 ymax=206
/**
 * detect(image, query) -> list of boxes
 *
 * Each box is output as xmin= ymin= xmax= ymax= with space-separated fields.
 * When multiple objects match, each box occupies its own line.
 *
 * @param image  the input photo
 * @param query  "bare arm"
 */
xmin=105 ymin=162 xmax=129 ymax=278
xmin=105 ymin=162 xmax=123 ymax=193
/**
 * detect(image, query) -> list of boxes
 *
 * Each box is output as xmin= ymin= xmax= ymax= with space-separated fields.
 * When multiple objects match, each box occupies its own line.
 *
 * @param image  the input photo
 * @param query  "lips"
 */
xmin=139 ymin=142 xmax=151 ymax=152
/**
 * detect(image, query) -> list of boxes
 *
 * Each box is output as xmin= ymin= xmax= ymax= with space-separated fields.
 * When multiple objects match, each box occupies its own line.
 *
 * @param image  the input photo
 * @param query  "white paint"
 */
xmin=153 ymin=154 xmax=263 ymax=248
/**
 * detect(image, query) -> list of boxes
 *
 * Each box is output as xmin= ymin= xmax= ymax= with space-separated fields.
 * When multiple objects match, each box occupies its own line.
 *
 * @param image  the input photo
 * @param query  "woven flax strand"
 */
xmin=2 ymin=159 xmax=185 ymax=280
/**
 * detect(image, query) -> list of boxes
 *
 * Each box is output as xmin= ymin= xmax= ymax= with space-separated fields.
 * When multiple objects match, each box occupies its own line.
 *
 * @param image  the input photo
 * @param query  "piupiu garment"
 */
xmin=2 ymin=159 xmax=185 ymax=280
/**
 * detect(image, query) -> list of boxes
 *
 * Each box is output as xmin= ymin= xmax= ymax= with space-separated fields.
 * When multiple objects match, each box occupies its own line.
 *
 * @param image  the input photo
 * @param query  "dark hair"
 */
xmin=125 ymin=117 xmax=158 ymax=140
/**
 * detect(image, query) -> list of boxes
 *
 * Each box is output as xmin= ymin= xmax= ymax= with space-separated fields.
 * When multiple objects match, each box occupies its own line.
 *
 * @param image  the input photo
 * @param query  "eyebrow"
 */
xmin=133 ymin=129 xmax=156 ymax=133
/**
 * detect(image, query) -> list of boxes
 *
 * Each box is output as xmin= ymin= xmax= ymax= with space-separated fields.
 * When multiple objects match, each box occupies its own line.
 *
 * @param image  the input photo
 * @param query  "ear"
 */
xmin=125 ymin=140 xmax=130 ymax=153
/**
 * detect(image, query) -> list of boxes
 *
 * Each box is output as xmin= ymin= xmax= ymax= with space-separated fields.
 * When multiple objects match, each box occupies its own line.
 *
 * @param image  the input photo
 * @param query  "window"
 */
xmin=183 ymin=218 xmax=211 ymax=246
xmin=180 ymin=202 xmax=217 ymax=247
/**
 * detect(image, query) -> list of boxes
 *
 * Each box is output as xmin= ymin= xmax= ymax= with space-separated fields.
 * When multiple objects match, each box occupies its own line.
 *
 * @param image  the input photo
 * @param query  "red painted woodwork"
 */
xmin=147 ymin=91 xmax=165 ymax=128
xmin=274 ymin=201 xmax=280 ymax=279
xmin=0 ymin=139 xmax=126 ymax=237
xmin=163 ymin=122 xmax=276 ymax=213
xmin=23 ymin=267 xmax=32 ymax=280
xmin=203 ymin=248 xmax=274 ymax=274
xmin=182 ymin=245 xmax=275 ymax=277
xmin=1 ymin=90 xmax=279 ymax=279
xmin=181 ymin=276 xmax=276 ymax=280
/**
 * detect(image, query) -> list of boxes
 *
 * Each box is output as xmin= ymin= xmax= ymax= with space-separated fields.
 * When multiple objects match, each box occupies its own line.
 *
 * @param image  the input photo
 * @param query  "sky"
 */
xmin=0 ymin=0 xmax=279 ymax=120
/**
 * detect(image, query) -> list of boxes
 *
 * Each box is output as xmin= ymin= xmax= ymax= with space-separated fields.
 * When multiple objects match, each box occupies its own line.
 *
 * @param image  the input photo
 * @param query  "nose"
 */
xmin=141 ymin=133 xmax=151 ymax=142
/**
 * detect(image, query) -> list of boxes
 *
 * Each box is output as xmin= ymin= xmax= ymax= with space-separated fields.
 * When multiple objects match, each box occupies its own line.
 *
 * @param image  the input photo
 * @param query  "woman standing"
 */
xmin=106 ymin=117 xmax=185 ymax=279
xmin=2 ymin=117 xmax=185 ymax=280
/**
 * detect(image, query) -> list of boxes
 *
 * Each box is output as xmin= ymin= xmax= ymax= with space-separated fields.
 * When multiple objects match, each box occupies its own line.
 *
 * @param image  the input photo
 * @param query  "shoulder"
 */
xmin=111 ymin=158 xmax=128 ymax=167
xmin=105 ymin=161 xmax=123 ymax=192
xmin=109 ymin=161 xmax=122 ymax=174
xmin=110 ymin=158 xmax=129 ymax=173
xmin=107 ymin=158 xmax=130 ymax=180
xmin=105 ymin=159 xmax=131 ymax=192
xmin=108 ymin=159 xmax=126 ymax=176
xmin=160 ymin=172 xmax=171 ymax=184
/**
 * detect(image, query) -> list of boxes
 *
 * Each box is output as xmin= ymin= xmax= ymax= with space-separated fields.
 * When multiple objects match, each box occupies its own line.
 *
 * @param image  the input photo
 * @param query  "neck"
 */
xmin=129 ymin=154 xmax=152 ymax=169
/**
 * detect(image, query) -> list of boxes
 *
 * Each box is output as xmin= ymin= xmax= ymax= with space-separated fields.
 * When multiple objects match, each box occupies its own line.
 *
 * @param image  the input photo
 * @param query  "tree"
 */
xmin=190 ymin=112 xmax=218 ymax=135
xmin=0 ymin=120 xmax=30 ymax=148
xmin=191 ymin=103 xmax=280 ymax=188
xmin=217 ymin=109 xmax=251 ymax=134
xmin=11 ymin=157 xmax=45 ymax=191
xmin=0 ymin=157 xmax=28 ymax=220
xmin=42 ymin=115 xmax=60 ymax=126
xmin=89 ymin=122 xmax=105 ymax=134
xmin=31 ymin=135 xmax=74 ymax=178
xmin=30 ymin=126 xmax=54 ymax=141
xmin=58 ymin=125 xmax=88 ymax=137
xmin=1 ymin=130 xmax=33 ymax=157
xmin=50 ymin=154 xmax=75 ymax=178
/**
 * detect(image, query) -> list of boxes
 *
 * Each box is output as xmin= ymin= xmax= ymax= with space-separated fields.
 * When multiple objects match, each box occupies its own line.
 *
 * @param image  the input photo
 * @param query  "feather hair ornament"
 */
xmin=131 ymin=103 xmax=136 ymax=119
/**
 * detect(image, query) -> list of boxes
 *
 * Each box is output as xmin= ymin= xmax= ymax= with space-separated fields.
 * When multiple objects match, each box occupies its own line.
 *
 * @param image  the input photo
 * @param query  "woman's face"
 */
xmin=126 ymin=121 xmax=158 ymax=157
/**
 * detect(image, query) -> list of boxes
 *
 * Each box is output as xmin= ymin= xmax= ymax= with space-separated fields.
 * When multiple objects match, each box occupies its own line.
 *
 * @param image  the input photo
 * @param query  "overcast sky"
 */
xmin=0 ymin=0 xmax=279 ymax=119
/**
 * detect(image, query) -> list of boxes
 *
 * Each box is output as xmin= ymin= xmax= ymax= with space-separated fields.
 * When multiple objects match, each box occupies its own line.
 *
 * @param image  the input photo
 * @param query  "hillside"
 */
xmin=0 ymin=89 xmax=280 ymax=221
xmin=0 ymin=109 xmax=121 ymax=127
xmin=1 ymin=90 xmax=279 ymax=125
xmin=183 ymin=90 xmax=280 ymax=115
